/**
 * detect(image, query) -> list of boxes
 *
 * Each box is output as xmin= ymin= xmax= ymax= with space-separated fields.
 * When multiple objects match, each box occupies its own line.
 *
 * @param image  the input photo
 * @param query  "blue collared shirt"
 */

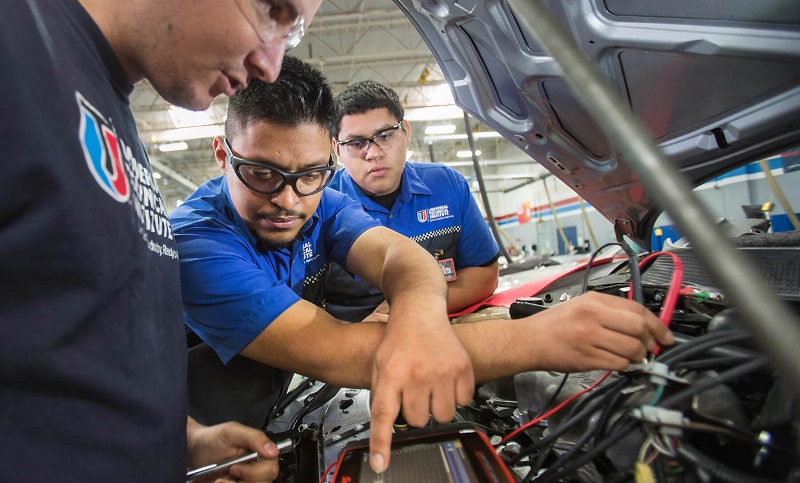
xmin=325 ymin=162 xmax=499 ymax=321
xmin=171 ymin=176 xmax=381 ymax=363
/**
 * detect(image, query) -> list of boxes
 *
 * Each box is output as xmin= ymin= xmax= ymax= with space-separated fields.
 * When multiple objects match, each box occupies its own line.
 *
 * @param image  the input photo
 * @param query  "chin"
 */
xmin=251 ymin=229 xmax=299 ymax=252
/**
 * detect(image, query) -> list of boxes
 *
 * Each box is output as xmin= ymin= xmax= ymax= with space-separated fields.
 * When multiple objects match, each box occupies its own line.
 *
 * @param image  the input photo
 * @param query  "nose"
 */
xmin=363 ymin=139 xmax=382 ymax=160
xmin=245 ymin=42 xmax=286 ymax=83
xmin=269 ymin=183 xmax=300 ymax=209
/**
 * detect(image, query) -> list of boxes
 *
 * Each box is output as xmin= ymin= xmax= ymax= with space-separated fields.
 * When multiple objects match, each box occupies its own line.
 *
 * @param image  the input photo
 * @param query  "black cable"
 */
xmin=564 ymin=376 xmax=627 ymax=422
xmin=580 ymin=242 xmax=643 ymax=303
xmin=670 ymin=334 xmax=761 ymax=361
xmin=522 ymin=419 xmax=598 ymax=482
xmin=659 ymin=357 xmax=769 ymax=410
xmin=531 ymin=373 xmax=569 ymax=420
xmin=593 ymin=390 xmax=628 ymax=441
xmin=510 ymin=378 xmax=628 ymax=464
xmin=673 ymin=355 xmax=753 ymax=371
xmin=533 ymin=417 xmax=638 ymax=483
xmin=659 ymin=330 xmax=751 ymax=365
xmin=531 ymin=359 xmax=770 ymax=482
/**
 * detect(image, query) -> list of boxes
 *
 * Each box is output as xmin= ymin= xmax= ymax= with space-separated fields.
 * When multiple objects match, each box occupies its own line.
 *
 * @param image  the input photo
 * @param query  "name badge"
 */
xmin=438 ymin=258 xmax=457 ymax=282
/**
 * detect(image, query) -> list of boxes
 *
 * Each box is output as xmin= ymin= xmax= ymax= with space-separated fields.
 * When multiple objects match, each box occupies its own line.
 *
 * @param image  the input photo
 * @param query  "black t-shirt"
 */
xmin=0 ymin=1 xmax=186 ymax=481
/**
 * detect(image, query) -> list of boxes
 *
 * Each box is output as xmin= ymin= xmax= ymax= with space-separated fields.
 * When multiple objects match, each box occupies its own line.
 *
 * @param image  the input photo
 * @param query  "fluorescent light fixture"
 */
xmin=405 ymin=105 xmax=463 ymax=121
xmin=158 ymin=141 xmax=189 ymax=152
xmin=151 ymin=125 xmax=224 ymax=142
xmin=424 ymin=124 xmax=456 ymax=135
xmin=168 ymin=106 xmax=214 ymax=128
xmin=424 ymin=131 xmax=504 ymax=142
xmin=457 ymin=150 xmax=481 ymax=158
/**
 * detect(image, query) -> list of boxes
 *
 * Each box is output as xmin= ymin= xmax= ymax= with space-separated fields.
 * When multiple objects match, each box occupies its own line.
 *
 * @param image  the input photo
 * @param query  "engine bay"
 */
xmin=261 ymin=229 xmax=800 ymax=482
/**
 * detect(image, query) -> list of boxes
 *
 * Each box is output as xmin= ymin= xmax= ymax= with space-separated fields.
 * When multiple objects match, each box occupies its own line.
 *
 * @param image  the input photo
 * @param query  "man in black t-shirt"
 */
xmin=0 ymin=0 xmax=321 ymax=481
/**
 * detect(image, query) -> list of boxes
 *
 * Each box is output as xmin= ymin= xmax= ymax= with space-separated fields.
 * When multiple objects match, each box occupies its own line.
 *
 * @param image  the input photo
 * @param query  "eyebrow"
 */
xmin=272 ymin=0 xmax=300 ymax=24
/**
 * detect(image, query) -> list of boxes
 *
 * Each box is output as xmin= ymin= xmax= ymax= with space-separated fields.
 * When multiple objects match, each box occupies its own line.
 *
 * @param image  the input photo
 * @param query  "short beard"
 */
xmin=248 ymin=225 xmax=296 ymax=252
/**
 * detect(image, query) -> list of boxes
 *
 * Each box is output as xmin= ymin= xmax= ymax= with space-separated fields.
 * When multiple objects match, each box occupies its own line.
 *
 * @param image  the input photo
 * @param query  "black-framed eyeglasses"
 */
xmin=335 ymin=121 xmax=404 ymax=157
xmin=223 ymin=138 xmax=334 ymax=196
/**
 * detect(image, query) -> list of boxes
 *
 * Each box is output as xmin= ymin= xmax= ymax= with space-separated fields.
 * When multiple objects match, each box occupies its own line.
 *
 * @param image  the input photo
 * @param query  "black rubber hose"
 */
xmin=524 ymin=419 xmax=598 ymax=483
xmin=511 ymin=378 xmax=627 ymax=464
xmin=593 ymin=390 xmax=628 ymax=441
xmin=659 ymin=358 xmax=769 ymax=409
xmin=659 ymin=330 xmax=751 ymax=365
xmin=534 ymin=418 xmax=638 ymax=483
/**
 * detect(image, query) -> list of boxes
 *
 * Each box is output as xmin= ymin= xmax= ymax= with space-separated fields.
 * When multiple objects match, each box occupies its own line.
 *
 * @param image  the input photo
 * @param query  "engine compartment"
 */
xmin=264 ymin=230 xmax=800 ymax=482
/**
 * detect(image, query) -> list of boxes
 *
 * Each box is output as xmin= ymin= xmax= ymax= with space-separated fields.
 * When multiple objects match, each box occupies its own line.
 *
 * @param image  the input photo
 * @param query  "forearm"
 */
xmin=453 ymin=318 xmax=539 ymax=382
xmin=380 ymin=241 xmax=448 ymax=316
xmin=240 ymin=303 xmax=384 ymax=388
xmin=445 ymin=264 xmax=498 ymax=312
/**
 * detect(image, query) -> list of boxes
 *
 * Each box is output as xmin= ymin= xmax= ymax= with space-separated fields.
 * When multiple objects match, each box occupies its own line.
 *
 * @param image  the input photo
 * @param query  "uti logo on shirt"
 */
xmin=76 ymin=93 xmax=130 ymax=203
xmin=417 ymin=209 xmax=428 ymax=222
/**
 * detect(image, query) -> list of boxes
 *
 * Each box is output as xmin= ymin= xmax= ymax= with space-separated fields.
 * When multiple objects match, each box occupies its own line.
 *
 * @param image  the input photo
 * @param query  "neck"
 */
xmin=77 ymin=0 xmax=144 ymax=84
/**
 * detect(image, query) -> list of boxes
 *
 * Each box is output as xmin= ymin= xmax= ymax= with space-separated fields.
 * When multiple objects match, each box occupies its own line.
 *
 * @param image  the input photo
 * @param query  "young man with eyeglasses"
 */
xmin=324 ymin=80 xmax=501 ymax=322
xmin=170 ymin=56 xmax=674 ymax=475
xmin=1 ymin=0 xmax=320 ymax=481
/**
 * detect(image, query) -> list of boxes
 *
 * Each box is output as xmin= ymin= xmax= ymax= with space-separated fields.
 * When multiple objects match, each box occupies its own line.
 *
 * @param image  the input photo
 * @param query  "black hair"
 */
xmin=329 ymin=80 xmax=404 ymax=140
xmin=225 ymin=56 xmax=333 ymax=141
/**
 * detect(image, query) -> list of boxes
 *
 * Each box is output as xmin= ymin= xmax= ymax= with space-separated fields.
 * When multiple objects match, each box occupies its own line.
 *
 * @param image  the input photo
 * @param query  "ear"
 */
xmin=401 ymin=119 xmax=412 ymax=142
xmin=212 ymin=136 xmax=227 ymax=174
xmin=331 ymin=136 xmax=341 ymax=161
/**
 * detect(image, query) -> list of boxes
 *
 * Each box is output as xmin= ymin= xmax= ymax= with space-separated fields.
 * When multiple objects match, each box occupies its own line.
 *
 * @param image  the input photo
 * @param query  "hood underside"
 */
xmin=394 ymin=0 xmax=800 ymax=245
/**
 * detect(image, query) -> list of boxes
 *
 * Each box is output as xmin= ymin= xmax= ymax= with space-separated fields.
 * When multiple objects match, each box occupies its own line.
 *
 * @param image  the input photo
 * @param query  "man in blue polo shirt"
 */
xmin=170 ymin=57 xmax=475 ymax=474
xmin=325 ymin=80 xmax=500 ymax=322
xmin=171 ymin=56 xmax=674 ymax=474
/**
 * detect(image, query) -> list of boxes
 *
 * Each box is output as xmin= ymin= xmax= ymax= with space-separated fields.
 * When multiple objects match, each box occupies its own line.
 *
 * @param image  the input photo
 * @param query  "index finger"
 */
xmin=368 ymin=382 xmax=401 ymax=474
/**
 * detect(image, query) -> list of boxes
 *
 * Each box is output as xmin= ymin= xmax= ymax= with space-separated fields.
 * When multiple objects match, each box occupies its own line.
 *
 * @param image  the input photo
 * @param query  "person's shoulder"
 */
xmin=328 ymin=168 xmax=355 ymax=192
xmin=170 ymin=177 xmax=227 ymax=229
xmin=408 ymin=161 xmax=459 ymax=175
xmin=317 ymin=187 xmax=358 ymax=215
xmin=408 ymin=162 xmax=466 ymax=185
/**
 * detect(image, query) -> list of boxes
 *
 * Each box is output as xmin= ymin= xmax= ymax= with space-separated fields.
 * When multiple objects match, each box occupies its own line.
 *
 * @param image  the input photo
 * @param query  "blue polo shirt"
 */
xmin=172 ymin=176 xmax=381 ymax=363
xmin=170 ymin=177 xmax=381 ymax=427
xmin=325 ymin=162 xmax=500 ymax=321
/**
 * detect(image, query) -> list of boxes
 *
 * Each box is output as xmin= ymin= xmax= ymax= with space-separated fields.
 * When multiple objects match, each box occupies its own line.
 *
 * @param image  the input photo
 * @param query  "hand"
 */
xmin=368 ymin=315 xmax=474 ymax=473
xmin=186 ymin=418 xmax=280 ymax=483
xmin=361 ymin=301 xmax=390 ymax=323
xmin=528 ymin=291 xmax=674 ymax=372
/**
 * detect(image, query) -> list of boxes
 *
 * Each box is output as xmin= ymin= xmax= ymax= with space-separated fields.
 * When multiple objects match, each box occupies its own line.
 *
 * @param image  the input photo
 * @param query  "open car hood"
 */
xmin=393 ymin=0 xmax=800 ymax=246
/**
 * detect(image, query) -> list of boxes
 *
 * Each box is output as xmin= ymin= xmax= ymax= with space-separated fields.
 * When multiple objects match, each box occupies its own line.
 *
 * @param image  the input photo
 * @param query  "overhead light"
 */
xmin=152 ymin=172 xmax=162 ymax=179
xmin=151 ymin=125 xmax=223 ymax=142
xmin=424 ymin=131 xmax=504 ymax=142
xmin=405 ymin=105 xmax=463 ymax=121
xmin=168 ymin=106 xmax=214 ymax=128
xmin=158 ymin=141 xmax=189 ymax=152
xmin=424 ymin=124 xmax=456 ymax=135
xmin=457 ymin=150 xmax=481 ymax=158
